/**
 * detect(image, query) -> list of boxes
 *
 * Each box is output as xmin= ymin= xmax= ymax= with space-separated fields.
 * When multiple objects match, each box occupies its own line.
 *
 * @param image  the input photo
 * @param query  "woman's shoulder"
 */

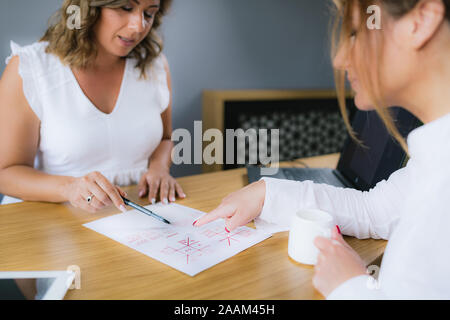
xmin=6 ymin=41 xmax=47 ymax=60
xmin=127 ymin=53 xmax=170 ymax=113
xmin=5 ymin=41 xmax=59 ymax=74
xmin=16 ymin=40 xmax=48 ymax=52
xmin=154 ymin=53 xmax=169 ymax=74
xmin=4 ymin=41 xmax=65 ymax=120
xmin=155 ymin=53 xmax=169 ymax=70
xmin=128 ymin=53 xmax=168 ymax=75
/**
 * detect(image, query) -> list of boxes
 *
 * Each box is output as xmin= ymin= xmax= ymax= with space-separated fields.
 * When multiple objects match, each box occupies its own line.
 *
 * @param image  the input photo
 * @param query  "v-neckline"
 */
xmin=67 ymin=58 xmax=128 ymax=117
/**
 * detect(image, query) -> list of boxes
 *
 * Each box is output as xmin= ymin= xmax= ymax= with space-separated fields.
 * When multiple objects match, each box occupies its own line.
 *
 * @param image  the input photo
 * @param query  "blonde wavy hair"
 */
xmin=330 ymin=0 xmax=450 ymax=153
xmin=40 ymin=0 xmax=172 ymax=79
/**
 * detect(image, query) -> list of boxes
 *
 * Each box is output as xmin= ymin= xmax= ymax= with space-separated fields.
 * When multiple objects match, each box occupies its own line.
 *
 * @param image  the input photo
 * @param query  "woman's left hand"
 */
xmin=313 ymin=226 xmax=367 ymax=297
xmin=137 ymin=163 xmax=186 ymax=204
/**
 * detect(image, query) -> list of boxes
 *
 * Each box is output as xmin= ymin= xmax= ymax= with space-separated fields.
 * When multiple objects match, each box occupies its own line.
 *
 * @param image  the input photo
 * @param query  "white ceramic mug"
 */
xmin=288 ymin=208 xmax=335 ymax=265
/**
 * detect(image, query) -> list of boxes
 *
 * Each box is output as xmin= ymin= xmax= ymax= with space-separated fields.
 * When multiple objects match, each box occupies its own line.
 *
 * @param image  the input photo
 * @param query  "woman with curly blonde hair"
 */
xmin=0 ymin=0 xmax=186 ymax=212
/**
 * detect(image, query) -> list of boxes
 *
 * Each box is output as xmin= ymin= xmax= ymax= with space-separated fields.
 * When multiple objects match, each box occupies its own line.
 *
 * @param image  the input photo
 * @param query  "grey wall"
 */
xmin=1 ymin=0 xmax=336 ymax=178
xmin=0 ymin=1 xmax=62 ymax=63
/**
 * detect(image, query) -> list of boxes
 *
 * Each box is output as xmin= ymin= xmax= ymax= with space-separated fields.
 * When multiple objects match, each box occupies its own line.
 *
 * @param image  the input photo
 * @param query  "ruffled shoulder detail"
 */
xmin=5 ymin=41 xmax=47 ymax=120
xmin=5 ymin=41 xmax=22 ymax=65
xmin=5 ymin=41 xmax=49 ymax=67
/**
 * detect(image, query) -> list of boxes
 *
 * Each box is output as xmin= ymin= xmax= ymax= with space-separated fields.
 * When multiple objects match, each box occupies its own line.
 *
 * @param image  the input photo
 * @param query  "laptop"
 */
xmin=247 ymin=108 xmax=421 ymax=191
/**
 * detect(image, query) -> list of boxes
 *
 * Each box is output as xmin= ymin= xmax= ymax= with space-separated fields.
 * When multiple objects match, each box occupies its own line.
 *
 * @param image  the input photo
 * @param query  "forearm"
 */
xmin=257 ymin=174 xmax=404 ymax=239
xmin=0 ymin=165 xmax=74 ymax=203
xmin=148 ymin=139 xmax=173 ymax=171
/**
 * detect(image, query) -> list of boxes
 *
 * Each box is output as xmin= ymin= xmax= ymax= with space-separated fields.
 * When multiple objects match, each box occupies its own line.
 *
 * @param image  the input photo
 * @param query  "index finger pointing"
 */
xmin=94 ymin=174 xmax=126 ymax=212
xmin=194 ymin=204 xmax=235 ymax=227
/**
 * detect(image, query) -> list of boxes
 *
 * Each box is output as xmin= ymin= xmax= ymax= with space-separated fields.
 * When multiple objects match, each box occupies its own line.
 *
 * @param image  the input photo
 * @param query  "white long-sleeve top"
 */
xmin=255 ymin=111 xmax=450 ymax=299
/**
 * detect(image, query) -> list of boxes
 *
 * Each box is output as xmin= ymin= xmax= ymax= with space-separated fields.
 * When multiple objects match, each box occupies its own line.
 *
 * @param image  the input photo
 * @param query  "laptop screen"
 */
xmin=337 ymin=108 xmax=421 ymax=191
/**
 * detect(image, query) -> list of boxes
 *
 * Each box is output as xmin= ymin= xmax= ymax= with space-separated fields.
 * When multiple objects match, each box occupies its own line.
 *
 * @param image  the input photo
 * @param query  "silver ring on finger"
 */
xmin=86 ymin=194 xmax=95 ymax=204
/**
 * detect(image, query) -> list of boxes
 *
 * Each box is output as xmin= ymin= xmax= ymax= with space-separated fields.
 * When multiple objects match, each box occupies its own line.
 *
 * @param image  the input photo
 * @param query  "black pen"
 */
xmin=121 ymin=196 xmax=171 ymax=225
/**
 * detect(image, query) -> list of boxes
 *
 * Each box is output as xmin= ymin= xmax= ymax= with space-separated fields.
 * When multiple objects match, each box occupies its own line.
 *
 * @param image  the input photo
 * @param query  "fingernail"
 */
xmin=225 ymin=227 xmax=230 ymax=233
xmin=163 ymin=198 xmax=168 ymax=205
xmin=336 ymin=225 xmax=341 ymax=234
xmin=151 ymin=198 xmax=156 ymax=204
xmin=139 ymin=190 xmax=144 ymax=197
xmin=120 ymin=205 xmax=127 ymax=213
xmin=182 ymin=193 xmax=186 ymax=198
xmin=170 ymin=197 xmax=175 ymax=202
xmin=192 ymin=220 xmax=198 ymax=227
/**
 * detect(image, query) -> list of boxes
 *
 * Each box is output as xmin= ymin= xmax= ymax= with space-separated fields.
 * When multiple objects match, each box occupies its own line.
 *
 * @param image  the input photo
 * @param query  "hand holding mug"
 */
xmin=313 ymin=227 xmax=367 ymax=297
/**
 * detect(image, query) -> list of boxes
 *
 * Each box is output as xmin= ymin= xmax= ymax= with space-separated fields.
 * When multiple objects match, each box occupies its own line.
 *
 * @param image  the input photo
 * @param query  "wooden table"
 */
xmin=0 ymin=153 xmax=386 ymax=299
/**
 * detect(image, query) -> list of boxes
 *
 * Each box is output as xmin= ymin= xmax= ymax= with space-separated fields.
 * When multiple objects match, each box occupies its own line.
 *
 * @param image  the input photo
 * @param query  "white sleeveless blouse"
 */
xmin=1 ymin=41 xmax=170 ymax=205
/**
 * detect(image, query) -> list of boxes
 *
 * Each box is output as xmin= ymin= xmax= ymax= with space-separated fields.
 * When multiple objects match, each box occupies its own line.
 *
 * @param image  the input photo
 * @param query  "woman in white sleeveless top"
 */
xmin=0 ymin=0 xmax=185 ymax=213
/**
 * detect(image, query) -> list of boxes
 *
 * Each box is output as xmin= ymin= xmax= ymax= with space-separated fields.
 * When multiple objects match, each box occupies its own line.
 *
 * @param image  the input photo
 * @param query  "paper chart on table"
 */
xmin=83 ymin=203 xmax=272 ymax=276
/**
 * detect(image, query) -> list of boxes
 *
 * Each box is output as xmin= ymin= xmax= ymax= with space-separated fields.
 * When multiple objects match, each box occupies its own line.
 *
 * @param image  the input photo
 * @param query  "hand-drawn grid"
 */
xmin=159 ymin=227 xmax=254 ymax=264
xmin=161 ymin=236 xmax=212 ymax=265
xmin=123 ymin=225 xmax=255 ymax=265
xmin=200 ymin=226 xmax=252 ymax=246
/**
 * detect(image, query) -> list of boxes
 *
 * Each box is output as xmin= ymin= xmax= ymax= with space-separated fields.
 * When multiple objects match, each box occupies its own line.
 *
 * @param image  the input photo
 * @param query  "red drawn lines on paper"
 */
xmin=127 ymin=225 xmax=254 ymax=265
xmin=125 ymin=228 xmax=179 ymax=247
xmin=166 ymin=232 xmax=178 ymax=238
xmin=201 ymin=227 xmax=252 ymax=246
xmin=161 ymin=236 xmax=211 ymax=265
xmin=125 ymin=234 xmax=149 ymax=246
